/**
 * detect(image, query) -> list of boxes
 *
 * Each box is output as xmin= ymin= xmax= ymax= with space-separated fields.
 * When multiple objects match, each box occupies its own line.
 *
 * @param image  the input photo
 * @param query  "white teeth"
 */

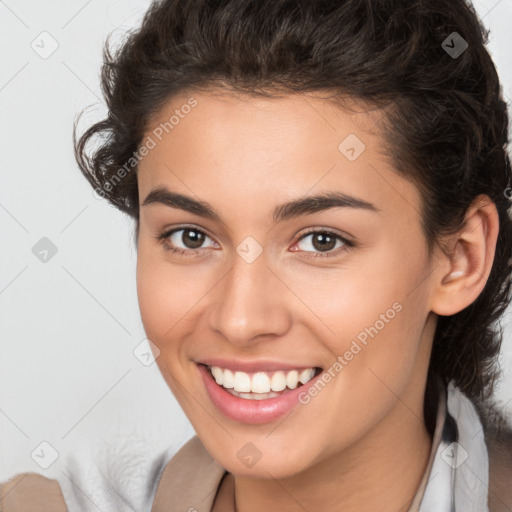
xmin=211 ymin=366 xmax=223 ymax=385
xmin=270 ymin=371 xmax=287 ymax=392
xmin=223 ymin=369 xmax=234 ymax=389
xmin=251 ymin=372 xmax=270 ymax=393
xmin=299 ymin=368 xmax=315 ymax=384
xmin=208 ymin=365 xmax=318 ymax=396
xmin=230 ymin=389 xmax=283 ymax=400
xmin=286 ymin=370 xmax=299 ymax=389
xmin=233 ymin=371 xmax=251 ymax=392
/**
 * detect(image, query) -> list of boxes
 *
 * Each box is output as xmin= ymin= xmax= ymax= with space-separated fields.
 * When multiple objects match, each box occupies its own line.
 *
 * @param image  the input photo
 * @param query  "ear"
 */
xmin=430 ymin=194 xmax=499 ymax=316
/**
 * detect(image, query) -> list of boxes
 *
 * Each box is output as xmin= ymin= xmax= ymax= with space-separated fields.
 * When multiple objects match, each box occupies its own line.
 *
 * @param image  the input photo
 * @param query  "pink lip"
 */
xmin=196 ymin=358 xmax=319 ymax=373
xmin=197 ymin=363 xmax=323 ymax=424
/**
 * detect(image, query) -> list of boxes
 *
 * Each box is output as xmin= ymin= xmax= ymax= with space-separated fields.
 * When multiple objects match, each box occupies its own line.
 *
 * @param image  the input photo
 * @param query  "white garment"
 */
xmin=419 ymin=381 xmax=489 ymax=511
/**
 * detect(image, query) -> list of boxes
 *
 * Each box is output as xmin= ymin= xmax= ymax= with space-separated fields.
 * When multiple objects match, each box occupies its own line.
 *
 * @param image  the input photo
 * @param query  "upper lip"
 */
xmin=196 ymin=358 xmax=322 ymax=373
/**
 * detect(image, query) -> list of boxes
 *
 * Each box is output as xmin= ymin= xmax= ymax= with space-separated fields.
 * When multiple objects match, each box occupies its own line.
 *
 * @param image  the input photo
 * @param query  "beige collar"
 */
xmin=151 ymin=435 xmax=226 ymax=512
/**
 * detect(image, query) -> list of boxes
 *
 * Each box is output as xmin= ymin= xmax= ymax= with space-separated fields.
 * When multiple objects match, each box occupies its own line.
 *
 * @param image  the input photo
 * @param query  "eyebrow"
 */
xmin=142 ymin=186 xmax=379 ymax=224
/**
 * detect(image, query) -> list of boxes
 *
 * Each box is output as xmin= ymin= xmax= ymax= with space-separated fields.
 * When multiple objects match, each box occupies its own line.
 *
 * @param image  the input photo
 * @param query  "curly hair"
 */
xmin=73 ymin=0 xmax=512 ymax=404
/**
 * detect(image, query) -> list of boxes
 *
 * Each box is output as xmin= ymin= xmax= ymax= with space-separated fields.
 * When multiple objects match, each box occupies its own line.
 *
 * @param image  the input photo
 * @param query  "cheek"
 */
xmin=317 ymin=298 xmax=428 ymax=456
xmin=282 ymin=243 xmax=430 ymax=397
xmin=136 ymin=256 xmax=169 ymax=340
xmin=135 ymin=244 xmax=213 ymax=343
xmin=303 ymin=278 xmax=418 ymax=392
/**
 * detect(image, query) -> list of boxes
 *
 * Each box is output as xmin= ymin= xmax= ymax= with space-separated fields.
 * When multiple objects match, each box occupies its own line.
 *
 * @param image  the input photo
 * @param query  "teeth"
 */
xmin=229 ymin=389 xmax=283 ymax=400
xmin=208 ymin=365 xmax=318 ymax=395
xmin=286 ymin=370 xmax=299 ymax=389
xmin=233 ymin=371 xmax=251 ymax=392
xmin=211 ymin=366 xmax=223 ymax=385
xmin=223 ymin=369 xmax=234 ymax=389
xmin=251 ymin=372 xmax=270 ymax=393
xmin=270 ymin=371 xmax=287 ymax=392
xmin=299 ymin=368 xmax=315 ymax=384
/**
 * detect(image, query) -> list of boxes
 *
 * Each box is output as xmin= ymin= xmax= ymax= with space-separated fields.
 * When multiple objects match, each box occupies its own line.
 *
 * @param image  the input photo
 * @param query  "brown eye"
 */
xmin=296 ymin=231 xmax=345 ymax=253
xmin=180 ymin=228 xmax=205 ymax=249
xmin=158 ymin=226 xmax=217 ymax=255
xmin=310 ymin=232 xmax=337 ymax=252
xmin=291 ymin=229 xmax=354 ymax=260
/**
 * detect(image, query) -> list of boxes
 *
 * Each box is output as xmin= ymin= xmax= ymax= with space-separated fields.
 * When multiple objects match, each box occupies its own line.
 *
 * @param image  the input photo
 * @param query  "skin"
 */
xmin=135 ymin=89 xmax=498 ymax=511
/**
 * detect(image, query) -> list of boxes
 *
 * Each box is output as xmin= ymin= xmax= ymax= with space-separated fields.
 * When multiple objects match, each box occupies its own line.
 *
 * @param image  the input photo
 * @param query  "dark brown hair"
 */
xmin=74 ymin=0 xmax=512 ymax=404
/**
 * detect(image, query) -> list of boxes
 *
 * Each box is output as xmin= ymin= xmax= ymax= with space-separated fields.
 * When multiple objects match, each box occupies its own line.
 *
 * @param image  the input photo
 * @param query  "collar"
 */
xmin=418 ymin=379 xmax=489 ymax=511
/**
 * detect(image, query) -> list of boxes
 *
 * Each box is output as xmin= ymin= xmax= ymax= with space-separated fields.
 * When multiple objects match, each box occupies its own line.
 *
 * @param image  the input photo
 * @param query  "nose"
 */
xmin=206 ymin=250 xmax=292 ymax=346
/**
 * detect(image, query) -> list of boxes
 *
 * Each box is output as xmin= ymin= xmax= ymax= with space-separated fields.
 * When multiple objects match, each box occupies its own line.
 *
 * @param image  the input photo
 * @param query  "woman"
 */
xmin=2 ymin=0 xmax=512 ymax=510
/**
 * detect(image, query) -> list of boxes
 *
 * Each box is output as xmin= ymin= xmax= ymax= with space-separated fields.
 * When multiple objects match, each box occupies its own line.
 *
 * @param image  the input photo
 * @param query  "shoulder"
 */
xmin=0 ymin=472 xmax=67 ymax=511
xmin=151 ymin=435 xmax=227 ymax=510
xmin=0 ymin=437 xmax=223 ymax=512
xmin=473 ymin=398 xmax=512 ymax=512
xmin=486 ymin=424 xmax=512 ymax=512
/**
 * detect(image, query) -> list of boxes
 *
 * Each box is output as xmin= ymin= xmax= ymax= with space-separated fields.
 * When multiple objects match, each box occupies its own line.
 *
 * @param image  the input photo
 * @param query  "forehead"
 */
xmin=145 ymin=89 xmax=384 ymax=153
xmin=137 ymin=90 xmax=422 ymax=224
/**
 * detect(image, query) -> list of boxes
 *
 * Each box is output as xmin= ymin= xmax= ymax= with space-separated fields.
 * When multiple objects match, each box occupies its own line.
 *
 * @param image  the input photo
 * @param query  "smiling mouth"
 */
xmin=201 ymin=363 xmax=323 ymax=401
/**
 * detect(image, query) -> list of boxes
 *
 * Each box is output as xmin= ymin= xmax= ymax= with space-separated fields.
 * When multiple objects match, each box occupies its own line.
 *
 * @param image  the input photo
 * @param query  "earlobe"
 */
xmin=431 ymin=195 xmax=499 ymax=316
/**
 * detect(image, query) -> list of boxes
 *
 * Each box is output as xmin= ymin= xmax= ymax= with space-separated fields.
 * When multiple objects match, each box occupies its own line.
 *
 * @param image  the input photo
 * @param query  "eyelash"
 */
xmin=156 ymin=225 xmax=355 ymax=259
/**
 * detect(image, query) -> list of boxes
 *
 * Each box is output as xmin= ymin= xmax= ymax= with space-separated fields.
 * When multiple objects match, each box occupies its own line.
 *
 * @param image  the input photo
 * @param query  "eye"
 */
xmin=155 ymin=226 xmax=354 ymax=260
xmin=291 ymin=229 xmax=354 ymax=259
xmin=156 ymin=226 xmax=217 ymax=256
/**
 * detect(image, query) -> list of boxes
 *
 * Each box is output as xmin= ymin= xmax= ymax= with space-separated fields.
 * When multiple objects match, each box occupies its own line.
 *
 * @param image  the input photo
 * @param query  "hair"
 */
xmin=74 ymin=0 xmax=512 ymax=408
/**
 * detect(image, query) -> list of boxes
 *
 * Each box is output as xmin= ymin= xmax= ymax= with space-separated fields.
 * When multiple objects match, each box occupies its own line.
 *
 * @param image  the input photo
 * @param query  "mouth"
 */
xmin=196 ymin=363 xmax=324 ymax=424
xmin=206 ymin=364 xmax=322 ymax=400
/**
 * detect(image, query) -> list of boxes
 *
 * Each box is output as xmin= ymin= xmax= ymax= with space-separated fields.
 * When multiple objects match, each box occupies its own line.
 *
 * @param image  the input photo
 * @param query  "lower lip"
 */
xmin=197 ymin=363 xmax=323 ymax=424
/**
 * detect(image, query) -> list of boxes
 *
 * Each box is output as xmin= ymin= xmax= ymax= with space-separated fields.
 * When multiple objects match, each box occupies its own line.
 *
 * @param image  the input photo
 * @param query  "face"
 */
xmin=136 ymin=89 xmax=438 ymax=478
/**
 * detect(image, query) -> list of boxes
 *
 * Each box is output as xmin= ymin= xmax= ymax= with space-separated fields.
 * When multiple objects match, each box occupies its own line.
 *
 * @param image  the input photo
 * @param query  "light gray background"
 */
xmin=1 ymin=0 xmax=511 ymax=490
